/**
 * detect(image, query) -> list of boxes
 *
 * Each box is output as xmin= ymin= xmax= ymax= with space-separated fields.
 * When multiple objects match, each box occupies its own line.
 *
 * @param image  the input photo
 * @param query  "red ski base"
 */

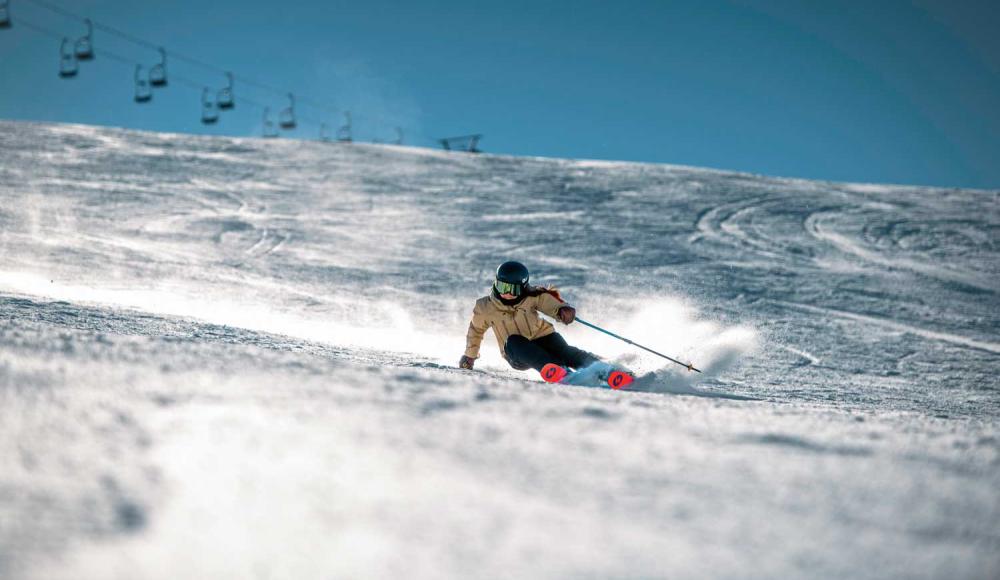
xmin=607 ymin=370 xmax=634 ymax=390
xmin=540 ymin=363 xmax=568 ymax=383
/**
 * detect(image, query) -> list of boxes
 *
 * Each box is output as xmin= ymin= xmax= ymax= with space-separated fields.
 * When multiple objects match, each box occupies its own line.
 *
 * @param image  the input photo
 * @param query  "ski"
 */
xmin=540 ymin=362 xmax=634 ymax=390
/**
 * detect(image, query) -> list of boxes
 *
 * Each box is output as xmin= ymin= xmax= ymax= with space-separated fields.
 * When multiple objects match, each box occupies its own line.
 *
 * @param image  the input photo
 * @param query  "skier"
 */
xmin=459 ymin=261 xmax=632 ymax=387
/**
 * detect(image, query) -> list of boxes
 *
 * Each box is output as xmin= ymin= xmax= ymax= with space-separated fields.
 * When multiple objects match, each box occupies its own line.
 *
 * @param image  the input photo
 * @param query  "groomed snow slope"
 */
xmin=1 ymin=120 xmax=998 ymax=579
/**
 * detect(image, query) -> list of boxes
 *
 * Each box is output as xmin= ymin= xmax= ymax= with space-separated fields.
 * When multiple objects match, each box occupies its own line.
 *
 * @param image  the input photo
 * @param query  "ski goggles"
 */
xmin=494 ymin=279 xmax=525 ymax=296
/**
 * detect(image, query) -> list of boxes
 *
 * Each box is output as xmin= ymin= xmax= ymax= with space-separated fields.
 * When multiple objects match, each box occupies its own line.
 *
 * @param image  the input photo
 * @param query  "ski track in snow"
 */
xmin=770 ymin=299 xmax=1000 ymax=355
xmin=0 ymin=121 xmax=998 ymax=580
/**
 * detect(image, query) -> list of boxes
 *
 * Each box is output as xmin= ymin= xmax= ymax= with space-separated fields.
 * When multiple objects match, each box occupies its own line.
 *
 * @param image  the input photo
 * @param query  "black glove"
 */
xmin=459 ymin=355 xmax=476 ymax=370
xmin=557 ymin=306 xmax=576 ymax=324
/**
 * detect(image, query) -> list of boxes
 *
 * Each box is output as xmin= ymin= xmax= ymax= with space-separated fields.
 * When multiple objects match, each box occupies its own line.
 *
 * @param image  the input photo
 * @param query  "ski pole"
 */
xmin=574 ymin=317 xmax=702 ymax=373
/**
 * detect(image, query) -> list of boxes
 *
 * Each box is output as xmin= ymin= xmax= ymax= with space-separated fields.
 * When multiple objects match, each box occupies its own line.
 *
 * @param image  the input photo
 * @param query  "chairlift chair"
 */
xmin=217 ymin=72 xmax=234 ymax=110
xmin=134 ymin=65 xmax=152 ymax=103
xmin=201 ymin=88 xmax=218 ymax=125
xmin=149 ymin=47 xmax=167 ymax=87
xmin=74 ymin=18 xmax=94 ymax=61
xmin=439 ymin=134 xmax=482 ymax=153
xmin=278 ymin=93 xmax=296 ymax=130
xmin=58 ymin=38 xmax=78 ymax=78
xmin=0 ymin=0 xmax=12 ymax=29
xmin=262 ymin=108 xmax=278 ymax=138
xmin=337 ymin=111 xmax=352 ymax=142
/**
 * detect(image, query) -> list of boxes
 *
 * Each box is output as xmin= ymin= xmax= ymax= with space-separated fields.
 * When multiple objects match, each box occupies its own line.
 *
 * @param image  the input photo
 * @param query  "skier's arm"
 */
xmin=536 ymin=290 xmax=576 ymax=323
xmin=463 ymin=303 xmax=489 ymax=360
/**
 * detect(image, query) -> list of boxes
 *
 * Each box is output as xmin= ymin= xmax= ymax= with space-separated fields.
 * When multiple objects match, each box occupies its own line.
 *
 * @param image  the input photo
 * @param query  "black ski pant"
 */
xmin=504 ymin=332 xmax=599 ymax=372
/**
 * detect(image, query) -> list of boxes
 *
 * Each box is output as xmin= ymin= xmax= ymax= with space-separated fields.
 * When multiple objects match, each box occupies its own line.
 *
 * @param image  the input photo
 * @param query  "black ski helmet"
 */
xmin=494 ymin=261 xmax=529 ymax=296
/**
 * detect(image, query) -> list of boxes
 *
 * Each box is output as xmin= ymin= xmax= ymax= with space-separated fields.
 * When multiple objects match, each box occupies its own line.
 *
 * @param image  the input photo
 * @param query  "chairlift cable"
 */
xmin=13 ymin=15 xmax=274 ymax=111
xmin=22 ymin=0 xmax=343 ymax=110
xmin=17 ymin=0 xmax=438 ymax=144
xmin=12 ymin=15 xmax=61 ymax=40
xmin=13 ymin=17 xmax=263 ymax=114
xmin=21 ymin=0 xmax=427 ymax=140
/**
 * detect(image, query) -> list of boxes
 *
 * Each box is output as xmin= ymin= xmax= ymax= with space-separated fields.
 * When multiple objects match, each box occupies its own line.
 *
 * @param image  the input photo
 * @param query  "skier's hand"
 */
xmin=459 ymin=355 xmax=476 ymax=370
xmin=557 ymin=306 xmax=576 ymax=324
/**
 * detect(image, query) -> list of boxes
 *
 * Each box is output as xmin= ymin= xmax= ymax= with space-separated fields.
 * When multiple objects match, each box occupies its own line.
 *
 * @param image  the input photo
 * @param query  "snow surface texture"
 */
xmin=0 ymin=120 xmax=998 ymax=579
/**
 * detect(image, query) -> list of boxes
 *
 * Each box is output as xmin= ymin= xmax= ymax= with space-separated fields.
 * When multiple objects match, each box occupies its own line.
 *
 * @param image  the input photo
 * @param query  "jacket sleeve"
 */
xmin=464 ymin=302 xmax=490 ymax=359
xmin=535 ymin=288 xmax=569 ymax=319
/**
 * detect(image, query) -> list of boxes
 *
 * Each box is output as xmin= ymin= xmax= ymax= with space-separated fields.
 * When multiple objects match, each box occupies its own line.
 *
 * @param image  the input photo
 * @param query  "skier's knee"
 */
xmin=504 ymin=335 xmax=535 ymax=370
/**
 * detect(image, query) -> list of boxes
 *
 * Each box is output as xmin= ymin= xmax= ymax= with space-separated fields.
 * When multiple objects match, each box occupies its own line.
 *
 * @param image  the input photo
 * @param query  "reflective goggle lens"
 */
xmin=495 ymin=280 xmax=523 ymax=295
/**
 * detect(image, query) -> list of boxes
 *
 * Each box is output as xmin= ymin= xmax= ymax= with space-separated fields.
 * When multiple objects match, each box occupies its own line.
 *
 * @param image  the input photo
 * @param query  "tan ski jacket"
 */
xmin=464 ymin=287 xmax=569 ymax=361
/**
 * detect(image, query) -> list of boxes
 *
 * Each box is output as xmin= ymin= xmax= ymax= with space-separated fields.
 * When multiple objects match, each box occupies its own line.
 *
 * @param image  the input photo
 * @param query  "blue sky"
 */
xmin=1 ymin=0 xmax=998 ymax=188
